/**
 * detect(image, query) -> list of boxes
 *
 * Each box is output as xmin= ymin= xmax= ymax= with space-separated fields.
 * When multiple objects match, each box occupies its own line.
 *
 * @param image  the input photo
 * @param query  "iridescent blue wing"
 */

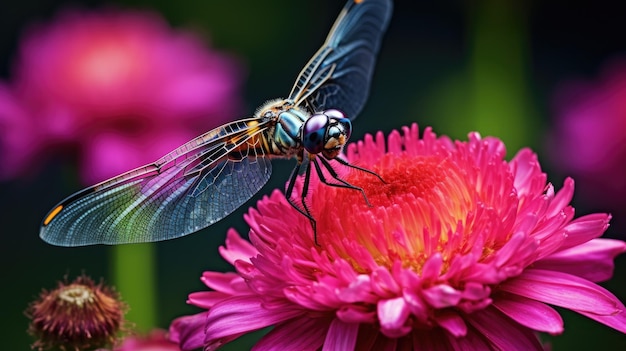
xmin=40 ymin=118 xmax=272 ymax=246
xmin=289 ymin=0 xmax=392 ymax=120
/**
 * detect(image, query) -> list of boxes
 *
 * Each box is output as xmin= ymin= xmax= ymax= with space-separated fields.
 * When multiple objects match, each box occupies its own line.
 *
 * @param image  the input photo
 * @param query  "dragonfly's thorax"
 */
xmin=256 ymin=99 xmax=309 ymax=157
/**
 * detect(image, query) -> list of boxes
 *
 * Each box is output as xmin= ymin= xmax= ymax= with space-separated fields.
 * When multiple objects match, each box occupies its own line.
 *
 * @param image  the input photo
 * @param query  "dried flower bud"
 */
xmin=26 ymin=275 xmax=127 ymax=351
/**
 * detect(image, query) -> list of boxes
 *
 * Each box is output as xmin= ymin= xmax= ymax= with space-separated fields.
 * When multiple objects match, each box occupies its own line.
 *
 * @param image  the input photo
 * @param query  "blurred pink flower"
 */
xmin=0 ymin=8 xmax=243 ymax=184
xmin=114 ymin=330 xmax=180 ymax=351
xmin=551 ymin=59 xmax=626 ymax=214
xmin=170 ymin=124 xmax=626 ymax=350
xmin=95 ymin=330 xmax=180 ymax=351
xmin=0 ymin=84 xmax=37 ymax=178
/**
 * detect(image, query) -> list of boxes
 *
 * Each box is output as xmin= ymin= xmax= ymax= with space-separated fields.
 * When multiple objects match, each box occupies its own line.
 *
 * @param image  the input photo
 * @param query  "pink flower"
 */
xmin=113 ymin=330 xmax=180 ymax=351
xmin=170 ymin=124 xmax=626 ymax=350
xmin=94 ymin=330 xmax=180 ymax=351
xmin=0 ymin=84 xmax=37 ymax=178
xmin=550 ymin=59 xmax=626 ymax=215
xmin=0 ymin=8 xmax=243 ymax=183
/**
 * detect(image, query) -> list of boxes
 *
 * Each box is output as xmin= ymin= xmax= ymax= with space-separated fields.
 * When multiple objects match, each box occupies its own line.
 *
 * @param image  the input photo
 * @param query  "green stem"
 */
xmin=468 ymin=0 xmax=532 ymax=152
xmin=112 ymin=243 xmax=157 ymax=332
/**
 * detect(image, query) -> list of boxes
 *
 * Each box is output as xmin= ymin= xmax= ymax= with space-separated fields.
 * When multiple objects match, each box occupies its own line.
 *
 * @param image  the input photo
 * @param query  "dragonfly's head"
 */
xmin=302 ymin=109 xmax=352 ymax=159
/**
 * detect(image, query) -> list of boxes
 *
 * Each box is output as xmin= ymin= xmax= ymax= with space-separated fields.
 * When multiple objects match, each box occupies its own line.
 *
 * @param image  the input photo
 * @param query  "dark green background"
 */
xmin=1 ymin=0 xmax=625 ymax=349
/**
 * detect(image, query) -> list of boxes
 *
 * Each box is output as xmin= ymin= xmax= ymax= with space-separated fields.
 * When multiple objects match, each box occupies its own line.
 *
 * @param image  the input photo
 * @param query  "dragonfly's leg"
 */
xmin=285 ymin=161 xmax=301 ymax=201
xmin=300 ymin=162 xmax=318 ymax=244
xmin=314 ymin=157 xmax=372 ymax=207
xmin=333 ymin=156 xmax=386 ymax=184
xmin=285 ymin=162 xmax=318 ymax=243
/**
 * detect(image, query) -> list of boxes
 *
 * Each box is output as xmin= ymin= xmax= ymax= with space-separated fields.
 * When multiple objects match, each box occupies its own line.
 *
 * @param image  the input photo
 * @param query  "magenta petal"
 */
xmin=337 ymin=275 xmax=376 ymax=303
xmin=461 ymin=282 xmax=491 ymax=301
xmin=169 ymin=312 xmax=207 ymax=351
xmin=402 ymin=290 xmax=429 ymax=322
xmin=578 ymin=308 xmax=626 ymax=334
xmin=465 ymin=307 xmax=544 ymax=351
xmin=447 ymin=329 xmax=497 ymax=351
xmin=253 ymin=316 xmax=328 ymax=351
xmin=558 ymin=213 xmax=611 ymax=250
xmin=493 ymin=295 xmax=564 ymax=335
xmin=499 ymin=269 xmax=621 ymax=314
xmin=336 ymin=304 xmax=376 ymax=324
xmin=371 ymin=267 xmax=400 ymax=297
xmin=283 ymin=286 xmax=332 ymax=310
xmin=200 ymin=271 xmax=246 ymax=294
xmin=377 ymin=297 xmax=411 ymax=338
xmin=545 ymin=177 xmax=574 ymax=217
xmin=511 ymin=148 xmax=542 ymax=194
xmin=572 ymin=281 xmax=626 ymax=333
xmin=187 ymin=291 xmax=231 ymax=309
xmin=422 ymin=284 xmax=462 ymax=308
xmin=494 ymin=232 xmax=526 ymax=267
xmin=421 ymin=253 xmax=443 ymax=281
xmin=435 ymin=311 xmax=467 ymax=337
xmin=204 ymin=296 xmax=302 ymax=347
xmin=534 ymin=238 xmax=626 ymax=282
xmin=219 ymin=229 xmax=258 ymax=265
xmin=322 ymin=318 xmax=359 ymax=351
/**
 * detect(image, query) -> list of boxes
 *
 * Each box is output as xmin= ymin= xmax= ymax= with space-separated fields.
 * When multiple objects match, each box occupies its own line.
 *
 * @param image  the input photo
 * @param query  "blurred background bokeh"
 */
xmin=1 ymin=0 xmax=625 ymax=349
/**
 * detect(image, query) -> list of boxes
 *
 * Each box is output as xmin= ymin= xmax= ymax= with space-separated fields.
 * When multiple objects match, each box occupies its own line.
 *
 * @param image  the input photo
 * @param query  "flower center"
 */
xmin=315 ymin=151 xmax=505 ymax=274
xmin=58 ymin=284 xmax=96 ymax=307
xmin=70 ymin=38 xmax=144 ymax=91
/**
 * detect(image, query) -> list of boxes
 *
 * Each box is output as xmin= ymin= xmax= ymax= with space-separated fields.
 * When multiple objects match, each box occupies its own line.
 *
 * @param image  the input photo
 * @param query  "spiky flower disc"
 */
xmin=27 ymin=275 xmax=126 ymax=351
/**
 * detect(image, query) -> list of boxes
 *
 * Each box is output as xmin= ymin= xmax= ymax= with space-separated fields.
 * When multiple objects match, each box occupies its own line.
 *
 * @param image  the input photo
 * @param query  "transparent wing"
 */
xmin=289 ymin=0 xmax=392 ymax=119
xmin=40 ymin=118 xmax=272 ymax=246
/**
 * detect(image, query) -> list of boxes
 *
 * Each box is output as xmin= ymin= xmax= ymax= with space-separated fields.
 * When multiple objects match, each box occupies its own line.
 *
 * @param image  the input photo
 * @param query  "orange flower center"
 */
xmin=315 ymin=152 xmax=504 ymax=274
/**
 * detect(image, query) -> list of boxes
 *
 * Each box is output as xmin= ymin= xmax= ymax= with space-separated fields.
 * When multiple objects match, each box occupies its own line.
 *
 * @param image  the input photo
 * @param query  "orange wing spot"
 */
xmin=43 ymin=205 xmax=64 ymax=226
xmin=227 ymin=135 xmax=243 ymax=145
xmin=245 ymin=121 xmax=260 ymax=137
xmin=354 ymin=0 xmax=364 ymax=3
xmin=247 ymin=120 xmax=259 ymax=128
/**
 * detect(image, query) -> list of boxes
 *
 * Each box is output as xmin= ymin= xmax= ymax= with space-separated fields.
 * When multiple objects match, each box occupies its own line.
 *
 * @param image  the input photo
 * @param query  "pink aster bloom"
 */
xmin=0 ymin=9 xmax=242 ymax=183
xmin=94 ymin=330 xmax=180 ymax=351
xmin=113 ymin=330 xmax=180 ymax=351
xmin=170 ymin=124 xmax=626 ymax=350
xmin=550 ymin=59 xmax=626 ymax=216
xmin=0 ymin=84 xmax=37 ymax=178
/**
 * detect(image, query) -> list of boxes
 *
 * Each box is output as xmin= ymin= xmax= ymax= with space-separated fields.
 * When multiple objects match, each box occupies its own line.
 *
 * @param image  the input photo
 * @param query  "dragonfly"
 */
xmin=40 ymin=0 xmax=392 ymax=246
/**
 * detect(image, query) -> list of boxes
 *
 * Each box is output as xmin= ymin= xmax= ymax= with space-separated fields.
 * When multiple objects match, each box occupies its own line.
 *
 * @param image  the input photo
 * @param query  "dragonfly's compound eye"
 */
xmin=320 ymin=110 xmax=352 ymax=159
xmin=323 ymin=109 xmax=351 ymax=140
xmin=324 ymin=108 xmax=345 ymax=120
xmin=326 ymin=117 xmax=351 ymax=147
xmin=338 ymin=117 xmax=352 ymax=140
xmin=303 ymin=113 xmax=329 ymax=154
